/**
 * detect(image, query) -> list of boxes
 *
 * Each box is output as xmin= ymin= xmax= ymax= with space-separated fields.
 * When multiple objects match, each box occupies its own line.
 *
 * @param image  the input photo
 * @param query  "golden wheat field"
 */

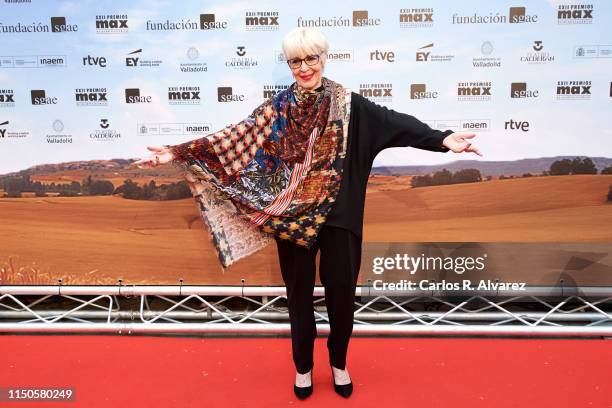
xmin=1 ymin=174 xmax=611 ymax=285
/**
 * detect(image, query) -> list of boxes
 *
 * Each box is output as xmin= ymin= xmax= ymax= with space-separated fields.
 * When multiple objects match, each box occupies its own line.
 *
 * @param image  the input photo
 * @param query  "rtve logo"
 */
xmin=82 ymin=55 xmax=107 ymax=67
xmin=504 ymin=119 xmax=530 ymax=131
xmin=370 ymin=50 xmax=394 ymax=62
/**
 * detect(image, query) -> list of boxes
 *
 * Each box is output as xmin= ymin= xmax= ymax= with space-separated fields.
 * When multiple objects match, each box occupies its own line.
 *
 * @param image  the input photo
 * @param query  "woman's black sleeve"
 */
xmin=354 ymin=93 xmax=453 ymax=160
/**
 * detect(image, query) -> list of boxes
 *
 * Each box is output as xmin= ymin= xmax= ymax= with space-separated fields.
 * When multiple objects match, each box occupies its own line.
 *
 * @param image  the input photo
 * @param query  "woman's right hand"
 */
xmin=131 ymin=146 xmax=174 ymax=169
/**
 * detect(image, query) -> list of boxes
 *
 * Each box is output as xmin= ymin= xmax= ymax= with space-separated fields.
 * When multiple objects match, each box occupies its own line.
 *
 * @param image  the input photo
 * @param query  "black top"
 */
xmin=323 ymin=92 xmax=453 ymax=239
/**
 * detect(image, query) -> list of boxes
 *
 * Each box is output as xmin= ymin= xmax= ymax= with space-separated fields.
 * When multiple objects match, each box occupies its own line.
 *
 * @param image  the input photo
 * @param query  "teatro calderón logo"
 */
xmin=557 ymin=3 xmax=593 ymax=24
xmin=225 ymin=46 xmax=258 ymax=70
xmin=399 ymin=8 xmax=434 ymax=28
xmin=245 ymin=11 xmax=279 ymax=31
xmin=520 ymin=40 xmax=555 ymax=64
xmin=90 ymin=119 xmax=121 ymax=142
xmin=452 ymin=7 xmax=538 ymax=24
xmin=95 ymin=14 xmax=128 ymax=34
xmin=359 ymin=83 xmax=392 ymax=103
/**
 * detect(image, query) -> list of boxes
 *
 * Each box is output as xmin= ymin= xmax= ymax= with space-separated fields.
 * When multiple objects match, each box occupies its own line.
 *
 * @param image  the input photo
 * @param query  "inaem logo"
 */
xmin=510 ymin=82 xmax=539 ymax=98
xmin=31 ymin=90 xmax=58 ymax=105
xmin=126 ymin=49 xmax=141 ymax=66
xmin=504 ymin=119 xmax=530 ymax=131
xmin=217 ymin=87 xmax=245 ymax=102
xmin=125 ymin=88 xmax=152 ymax=104
xmin=0 ymin=120 xmax=7 ymax=138
xmin=100 ymin=119 xmax=109 ymax=129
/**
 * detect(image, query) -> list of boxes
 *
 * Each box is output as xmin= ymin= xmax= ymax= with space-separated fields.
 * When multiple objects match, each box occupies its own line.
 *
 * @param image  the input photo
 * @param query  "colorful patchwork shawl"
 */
xmin=168 ymin=77 xmax=351 ymax=269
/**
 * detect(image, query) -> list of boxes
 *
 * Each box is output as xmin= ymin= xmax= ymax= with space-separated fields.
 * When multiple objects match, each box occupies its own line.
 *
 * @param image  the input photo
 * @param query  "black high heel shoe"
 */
xmin=294 ymin=370 xmax=313 ymax=400
xmin=331 ymin=366 xmax=353 ymax=398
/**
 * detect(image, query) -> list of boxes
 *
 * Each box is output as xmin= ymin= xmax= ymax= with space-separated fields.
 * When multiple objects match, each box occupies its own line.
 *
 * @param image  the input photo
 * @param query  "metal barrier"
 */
xmin=1 ymin=285 xmax=612 ymax=336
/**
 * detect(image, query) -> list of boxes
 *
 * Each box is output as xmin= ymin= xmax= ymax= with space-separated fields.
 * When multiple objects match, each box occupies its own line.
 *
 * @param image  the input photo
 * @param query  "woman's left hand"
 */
xmin=442 ymin=133 xmax=483 ymax=157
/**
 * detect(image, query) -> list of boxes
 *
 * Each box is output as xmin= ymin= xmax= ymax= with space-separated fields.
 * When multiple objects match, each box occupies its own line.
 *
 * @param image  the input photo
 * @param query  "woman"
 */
xmin=134 ymin=27 xmax=482 ymax=400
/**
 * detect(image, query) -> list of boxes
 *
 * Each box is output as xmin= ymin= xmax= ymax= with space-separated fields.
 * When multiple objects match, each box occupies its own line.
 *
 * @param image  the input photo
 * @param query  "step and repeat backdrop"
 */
xmin=0 ymin=0 xmax=611 ymax=289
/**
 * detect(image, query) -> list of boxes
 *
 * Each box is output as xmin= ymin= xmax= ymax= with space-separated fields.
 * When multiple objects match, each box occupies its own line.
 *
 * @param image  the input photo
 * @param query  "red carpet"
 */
xmin=1 ymin=335 xmax=611 ymax=407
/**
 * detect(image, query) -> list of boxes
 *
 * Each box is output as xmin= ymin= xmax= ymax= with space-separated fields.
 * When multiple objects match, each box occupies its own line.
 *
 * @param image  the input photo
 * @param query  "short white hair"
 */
xmin=282 ymin=27 xmax=329 ymax=60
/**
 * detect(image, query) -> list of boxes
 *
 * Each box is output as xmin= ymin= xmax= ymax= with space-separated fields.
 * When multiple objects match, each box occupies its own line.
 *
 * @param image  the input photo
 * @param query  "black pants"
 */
xmin=275 ymin=225 xmax=362 ymax=374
